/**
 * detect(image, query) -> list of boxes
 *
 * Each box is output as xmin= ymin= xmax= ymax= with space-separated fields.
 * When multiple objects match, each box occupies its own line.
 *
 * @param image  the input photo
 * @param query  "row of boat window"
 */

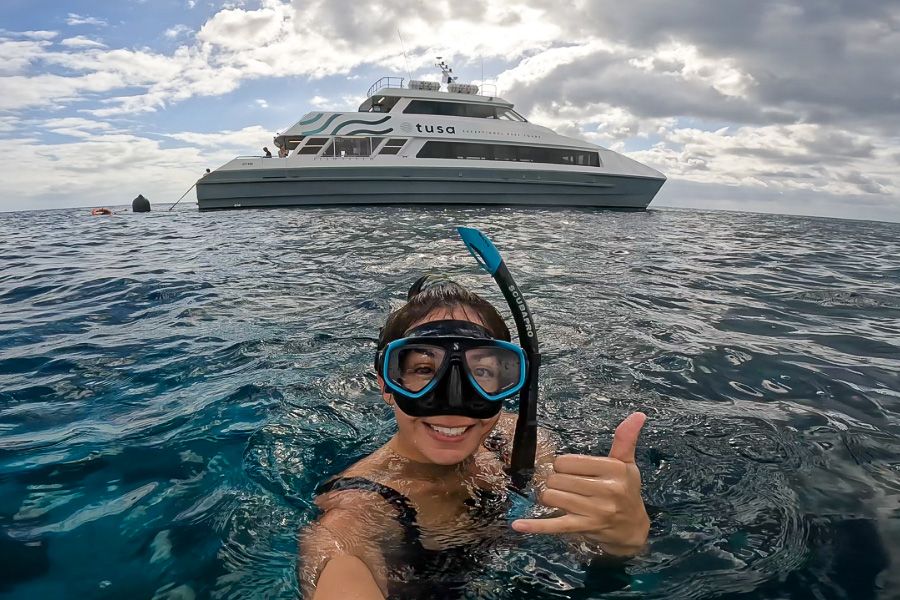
xmin=368 ymin=98 xmax=527 ymax=121
xmin=416 ymin=142 xmax=602 ymax=167
xmin=297 ymin=137 xmax=408 ymax=157
xmin=403 ymin=100 xmax=527 ymax=121
xmin=295 ymin=137 xmax=601 ymax=166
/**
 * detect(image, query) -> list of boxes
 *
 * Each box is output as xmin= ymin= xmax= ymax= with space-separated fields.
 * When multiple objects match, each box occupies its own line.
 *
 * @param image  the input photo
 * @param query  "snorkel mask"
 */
xmin=378 ymin=319 xmax=527 ymax=419
xmin=375 ymin=227 xmax=541 ymax=474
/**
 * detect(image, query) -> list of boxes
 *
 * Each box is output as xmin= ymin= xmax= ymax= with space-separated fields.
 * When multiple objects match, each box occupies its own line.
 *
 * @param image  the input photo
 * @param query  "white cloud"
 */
xmin=66 ymin=13 xmax=108 ymax=27
xmin=527 ymin=101 xmax=674 ymax=151
xmin=496 ymin=41 xmax=624 ymax=92
xmin=164 ymin=25 xmax=192 ymax=39
xmin=41 ymin=117 xmax=115 ymax=138
xmin=629 ymin=42 xmax=755 ymax=98
xmin=0 ymin=116 xmax=19 ymax=133
xmin=166 ymin=125 xmax=272 ymax=148
xmin=0 ymin=126 xmax=272 ymax=210
xmin=0 ymin=3 xmax=623 ymax=117
xmin=339 ymin=94 xmax=365 ymax=110
xmin=60 ymin=36 xmax=107 ymax=48
xmin=0 ymin=39 xmax=53 ymax=75
xmin=16 ymin=30 xmax=59 ymax=40
xmin=255 ymin=98 xmax=269 ymax=108
xmin=309 ymin=95 xmax=329 ymax=108
xmin=0 ymin=72 xmax=126 ymax=111
xmin=628 ymin=123 xmax=899 ymax=198
xmin=197 ymin=3 xmax=287 ymax=51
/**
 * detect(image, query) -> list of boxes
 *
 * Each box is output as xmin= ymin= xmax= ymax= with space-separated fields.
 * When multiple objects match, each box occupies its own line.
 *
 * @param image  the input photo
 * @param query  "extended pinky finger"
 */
xmin=511 ymin=514 xmax=589 ymax=535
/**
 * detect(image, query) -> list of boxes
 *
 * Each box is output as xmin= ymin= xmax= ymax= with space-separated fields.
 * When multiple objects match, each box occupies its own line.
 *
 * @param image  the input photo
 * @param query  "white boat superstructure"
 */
xmin=197 ymin=63 xmax=665 ymax=210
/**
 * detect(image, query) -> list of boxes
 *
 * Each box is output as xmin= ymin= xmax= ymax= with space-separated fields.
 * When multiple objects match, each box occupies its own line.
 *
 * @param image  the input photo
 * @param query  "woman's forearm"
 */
xmin=313 ymin=555 xmax=385 ymax=600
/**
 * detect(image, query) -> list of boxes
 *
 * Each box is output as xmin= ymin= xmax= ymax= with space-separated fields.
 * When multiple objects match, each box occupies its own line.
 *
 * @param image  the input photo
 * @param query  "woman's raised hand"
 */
xmin=511 ymin=413 xmax=650 ymax=556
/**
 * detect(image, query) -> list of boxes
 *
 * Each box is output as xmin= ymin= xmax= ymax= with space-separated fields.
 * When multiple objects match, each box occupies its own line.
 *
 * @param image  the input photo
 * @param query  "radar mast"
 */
xmin=435 ymin=57 xmax=455 ymax=87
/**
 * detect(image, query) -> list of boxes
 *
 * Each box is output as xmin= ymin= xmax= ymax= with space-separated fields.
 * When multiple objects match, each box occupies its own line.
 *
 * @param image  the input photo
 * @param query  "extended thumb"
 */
xmin=608 ymin=412 xmax=646 ymax=463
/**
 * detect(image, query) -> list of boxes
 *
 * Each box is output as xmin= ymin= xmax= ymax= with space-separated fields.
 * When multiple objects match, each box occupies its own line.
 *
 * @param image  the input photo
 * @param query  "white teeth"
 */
xmin=428 ymin=424 xmax=468 ymax=437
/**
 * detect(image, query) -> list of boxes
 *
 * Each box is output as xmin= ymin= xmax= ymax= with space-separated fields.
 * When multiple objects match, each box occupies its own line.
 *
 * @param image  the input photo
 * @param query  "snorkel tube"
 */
xmin=457 ymin=227 xmax=540 ymax=479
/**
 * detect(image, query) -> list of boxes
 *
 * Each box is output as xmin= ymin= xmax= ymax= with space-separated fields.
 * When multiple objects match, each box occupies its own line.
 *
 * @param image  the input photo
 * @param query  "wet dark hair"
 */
xmin=377 ymin=278 xmax=510 ymax=349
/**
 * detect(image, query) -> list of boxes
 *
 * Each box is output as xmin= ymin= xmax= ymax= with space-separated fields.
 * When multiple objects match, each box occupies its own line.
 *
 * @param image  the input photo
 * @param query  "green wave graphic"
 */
xmin=342 ymin=128 xmax=394 ymax=136
xmin=329 ymin=116 xmax=391 ymax=135
xmin=294 ymin=112 xmax=323 ymax=127
xmin=301 ymin=113 xmax=342 ymax=135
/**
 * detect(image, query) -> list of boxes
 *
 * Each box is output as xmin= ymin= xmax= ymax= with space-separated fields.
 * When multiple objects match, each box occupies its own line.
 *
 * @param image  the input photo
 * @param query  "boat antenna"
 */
xmin=397 ymin=29 xmax=412 ymax=83
xmin=436 ymin=57 xmax=454 ymax=85
xmin=481 ymin=54 xmax=484 ymax=87
xmin=457 ymin=227 xmax=540 ymax=484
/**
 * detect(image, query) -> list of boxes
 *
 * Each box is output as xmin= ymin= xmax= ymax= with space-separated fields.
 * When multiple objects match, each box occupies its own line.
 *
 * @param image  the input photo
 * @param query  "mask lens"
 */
xmin=388 ymin=344 xmax=447 ymax=393
xmin=465 ymin=346 xmax=522 ymax=396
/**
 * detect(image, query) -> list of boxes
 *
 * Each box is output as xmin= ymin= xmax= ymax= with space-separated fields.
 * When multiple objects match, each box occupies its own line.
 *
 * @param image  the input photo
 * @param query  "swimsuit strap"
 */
xmin=315 ymin=476 xmax=422 ymax=545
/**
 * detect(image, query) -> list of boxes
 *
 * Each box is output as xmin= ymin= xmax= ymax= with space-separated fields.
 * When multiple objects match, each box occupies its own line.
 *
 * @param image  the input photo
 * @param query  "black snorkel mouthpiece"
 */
xmin=457 ymin=227 xmax=540 ymax=480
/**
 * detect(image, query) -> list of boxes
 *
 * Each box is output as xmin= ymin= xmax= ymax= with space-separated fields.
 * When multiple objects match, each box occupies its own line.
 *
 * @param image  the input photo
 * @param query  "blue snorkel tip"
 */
xmin=457 ymin=227 xmax=503 ymax=275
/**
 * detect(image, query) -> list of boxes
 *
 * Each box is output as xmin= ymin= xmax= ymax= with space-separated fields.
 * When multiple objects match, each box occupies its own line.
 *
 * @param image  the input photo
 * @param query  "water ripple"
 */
xmin=0 ymin=207 xmax=898 ymax=598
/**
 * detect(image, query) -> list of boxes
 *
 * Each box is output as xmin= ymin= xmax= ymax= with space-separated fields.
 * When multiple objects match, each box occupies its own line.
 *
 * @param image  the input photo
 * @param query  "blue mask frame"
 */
xmin=381 ymin=336 xmax=527 ymax=402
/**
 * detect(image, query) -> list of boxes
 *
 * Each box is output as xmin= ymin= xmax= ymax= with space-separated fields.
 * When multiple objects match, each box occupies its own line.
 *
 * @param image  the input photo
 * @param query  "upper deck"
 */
xmin=359 ymin=77 xmax=513 ymax=112
xmin=358 ymin=77 xmax=513 ymax=112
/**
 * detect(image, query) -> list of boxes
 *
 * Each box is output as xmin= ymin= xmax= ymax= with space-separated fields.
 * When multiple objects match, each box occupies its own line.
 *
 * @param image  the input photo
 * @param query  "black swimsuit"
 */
xmin=314 ymin=471 xmax=509 ymax=597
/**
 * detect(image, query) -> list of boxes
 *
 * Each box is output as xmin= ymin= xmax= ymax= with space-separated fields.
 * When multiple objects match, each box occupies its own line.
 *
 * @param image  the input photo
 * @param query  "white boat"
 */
xmin=196 ymin=62 xmax=665 ymax=211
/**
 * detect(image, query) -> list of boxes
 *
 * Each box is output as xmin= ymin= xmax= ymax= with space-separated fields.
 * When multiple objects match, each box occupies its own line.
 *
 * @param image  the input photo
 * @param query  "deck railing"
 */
xmin=366 ymin=77 xmax=500 ymax=98
xmin=367 ymin=77 xmax=405 ymax=97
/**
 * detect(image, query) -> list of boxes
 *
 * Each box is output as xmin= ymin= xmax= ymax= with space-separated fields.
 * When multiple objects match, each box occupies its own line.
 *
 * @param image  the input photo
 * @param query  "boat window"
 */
xmin=368 ymin=96 xmax=401 ymax=113
xmin=416 ymin=142 xmax=601 ymax=167
xmin=378 ymin=138 xmax=407 ymax=155
xmin=298 ymin=137 xmax=329 ymax=155
xmin=403 ymin=100 xmax=513 ymax=119
xmin=498 ymin=109 xmax=527 ymax=122
xmin=493 ymin=144 xmax=516 ymax=161
xmin=327 ymin=137 xmax=372 ymax=157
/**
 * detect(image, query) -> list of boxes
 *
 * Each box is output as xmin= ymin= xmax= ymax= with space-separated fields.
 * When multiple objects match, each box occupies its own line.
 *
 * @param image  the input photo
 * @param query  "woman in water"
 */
xmin=300 ymin=279 xmax=649 ymax=599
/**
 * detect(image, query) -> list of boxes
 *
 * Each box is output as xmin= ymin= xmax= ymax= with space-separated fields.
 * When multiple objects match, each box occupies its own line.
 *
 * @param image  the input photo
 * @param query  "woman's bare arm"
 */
xmin=299 ymin=491 xmax=395 ymax=599
xmin=314 ymin=554 xmax=384 ymax=600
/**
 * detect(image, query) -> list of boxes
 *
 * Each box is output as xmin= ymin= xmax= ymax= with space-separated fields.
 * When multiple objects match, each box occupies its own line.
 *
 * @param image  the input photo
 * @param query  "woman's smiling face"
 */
xmin=379 ymin=306 xmax=503 ymax=465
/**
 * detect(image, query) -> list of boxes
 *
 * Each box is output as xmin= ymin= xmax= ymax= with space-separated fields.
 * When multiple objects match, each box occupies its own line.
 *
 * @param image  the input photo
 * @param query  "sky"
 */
xmin=0 ymin=0 xmax=898 ymax=221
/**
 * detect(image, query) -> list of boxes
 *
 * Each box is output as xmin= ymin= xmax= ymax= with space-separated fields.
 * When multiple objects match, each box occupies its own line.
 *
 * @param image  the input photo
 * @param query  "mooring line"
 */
xmin=168 ymin=182 xmax=197 ymax=212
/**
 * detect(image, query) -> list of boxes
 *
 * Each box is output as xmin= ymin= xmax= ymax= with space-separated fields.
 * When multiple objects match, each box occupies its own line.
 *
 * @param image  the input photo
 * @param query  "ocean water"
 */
xmin=0 ymin=206 xmax=898 ymax=599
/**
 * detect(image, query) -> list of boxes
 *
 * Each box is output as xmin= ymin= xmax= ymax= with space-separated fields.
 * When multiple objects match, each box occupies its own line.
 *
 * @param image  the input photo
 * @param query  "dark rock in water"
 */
xmin=132 ymin=194 xmax=151 ymax=213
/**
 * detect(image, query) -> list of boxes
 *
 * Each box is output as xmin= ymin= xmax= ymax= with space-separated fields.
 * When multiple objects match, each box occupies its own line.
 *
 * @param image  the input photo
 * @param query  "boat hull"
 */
xmin=195 ymin=165 xmax=664 ymax=211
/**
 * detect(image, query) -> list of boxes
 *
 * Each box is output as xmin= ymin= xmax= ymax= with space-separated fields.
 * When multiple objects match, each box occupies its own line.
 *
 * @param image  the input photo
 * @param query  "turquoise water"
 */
xmin=1 ymin=206 xmax=898 ymax=598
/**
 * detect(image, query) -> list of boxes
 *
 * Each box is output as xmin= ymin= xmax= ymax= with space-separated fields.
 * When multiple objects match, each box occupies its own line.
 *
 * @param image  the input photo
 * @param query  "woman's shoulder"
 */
xmin=310 ymin=471 xmax=408 ymax=554
xmin=315 ymin=447 xmax=407 ymax=510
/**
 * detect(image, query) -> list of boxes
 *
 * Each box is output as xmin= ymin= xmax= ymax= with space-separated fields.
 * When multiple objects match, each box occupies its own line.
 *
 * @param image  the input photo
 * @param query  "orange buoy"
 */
xmin=91 ymin=208 xmax=113 ymax=216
